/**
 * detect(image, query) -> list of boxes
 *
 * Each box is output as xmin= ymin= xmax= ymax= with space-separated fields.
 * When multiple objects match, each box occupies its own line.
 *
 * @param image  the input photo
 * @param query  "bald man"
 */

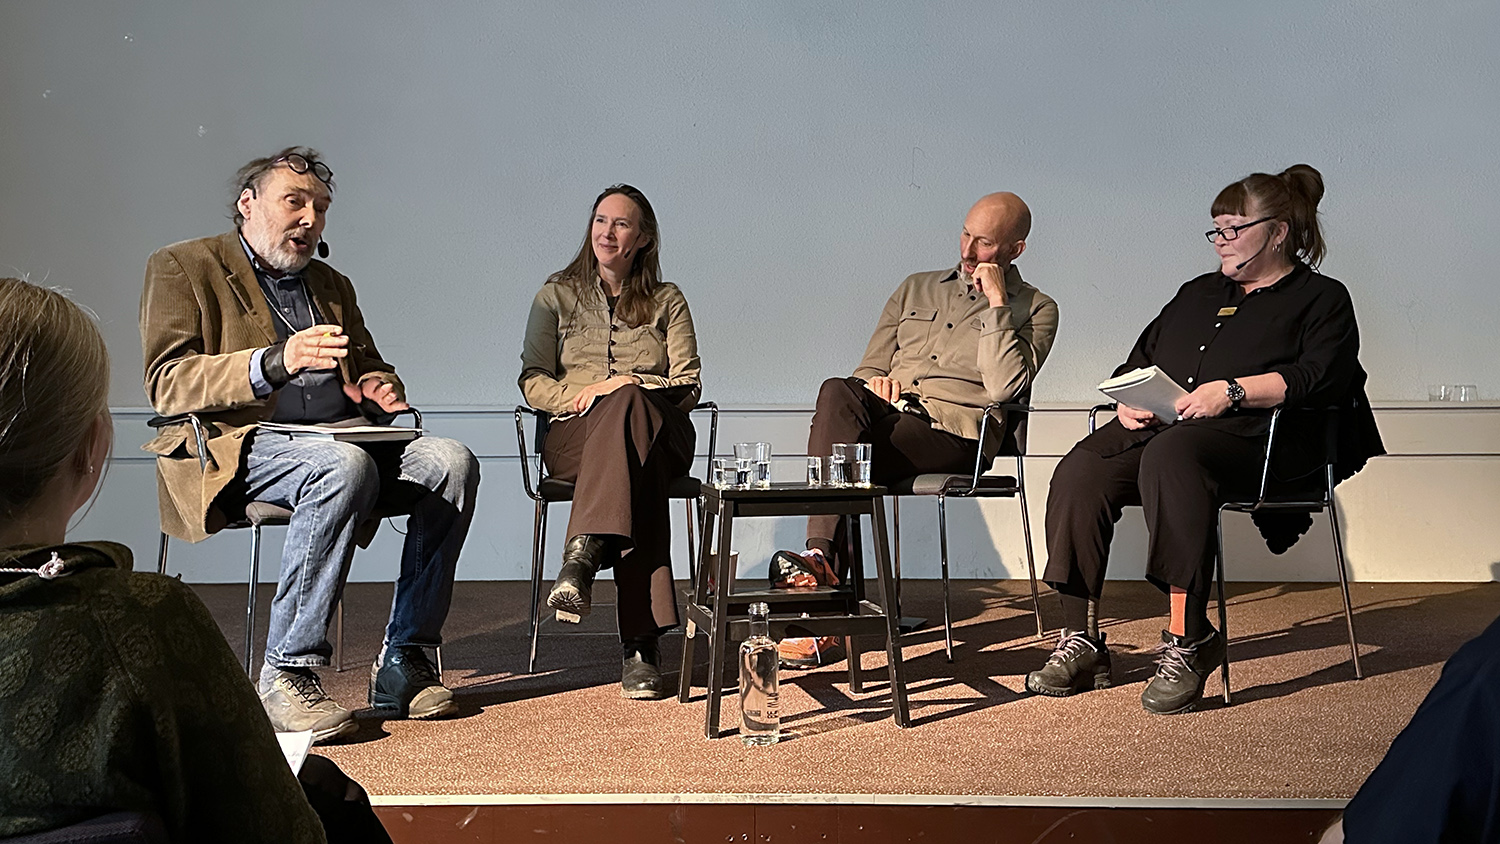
xmin=776 ymin=193 xmax=1060 ymax=668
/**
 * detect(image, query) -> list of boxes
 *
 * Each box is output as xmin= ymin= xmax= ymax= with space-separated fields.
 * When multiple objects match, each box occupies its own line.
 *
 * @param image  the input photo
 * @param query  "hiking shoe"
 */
xmin=1141 ymin=628 xmax=1226 ymax=715
xmin=1025 ymin=629 xmax=1113 ymax=697
xmin=260 ymin=667 xmax=356 ymax=743
xmin=769 ymin=549 xmax=839 ymax=588
xmin=778 ymin=636 xmax=844 ymax=669
xmin=369 ymin=645 xmax=456 ymax=719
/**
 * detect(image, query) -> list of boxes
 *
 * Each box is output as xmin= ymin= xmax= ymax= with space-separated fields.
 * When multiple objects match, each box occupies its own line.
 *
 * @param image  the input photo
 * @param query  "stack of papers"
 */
xmin=1097 ymin=366 xmax=1188 ymax=421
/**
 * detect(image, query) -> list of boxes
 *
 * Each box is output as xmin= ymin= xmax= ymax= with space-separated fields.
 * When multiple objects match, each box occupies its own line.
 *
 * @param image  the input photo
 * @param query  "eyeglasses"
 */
xmin=276 ymin=153 xmax=333 ymax=186
xmin=1205 ymin=216 xmax=1272 ymax=243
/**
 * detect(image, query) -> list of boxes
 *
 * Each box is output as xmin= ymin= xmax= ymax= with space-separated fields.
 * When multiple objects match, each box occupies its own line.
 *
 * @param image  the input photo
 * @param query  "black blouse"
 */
xmin=1090 ymin=263 xmax=1383 ymax=481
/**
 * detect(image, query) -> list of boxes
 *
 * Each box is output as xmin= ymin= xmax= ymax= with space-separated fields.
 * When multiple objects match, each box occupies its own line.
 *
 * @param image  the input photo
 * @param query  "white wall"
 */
xmin=2 ymin=0 xmax=1499 ymax=411
xmin=5 ymin=2 xmax=1499 ymax=583
xmin=84 ymin=404 xmax=1500 ymax=584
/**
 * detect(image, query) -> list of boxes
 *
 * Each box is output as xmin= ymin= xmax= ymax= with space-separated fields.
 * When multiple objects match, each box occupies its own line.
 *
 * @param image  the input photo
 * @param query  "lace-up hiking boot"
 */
xmin=1025 ymin=630 xmax=1112 ymax=697
xmin=259 ymin=667 xmax=356 ymax=743
xmin=369 ymin=645 xmax=456 ymax=719
xmin=778 ymin=636 xmax=844 ymax=669
xmin=1141 ymin=627 xmax=1226 ymax=715
xmin=548 ymin=535 xmax=605 ymax=623
xmin=621 ymin=636 xmax=667 ymax=700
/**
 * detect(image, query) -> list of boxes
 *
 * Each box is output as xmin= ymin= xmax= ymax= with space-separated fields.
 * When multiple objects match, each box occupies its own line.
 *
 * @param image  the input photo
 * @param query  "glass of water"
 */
xmin=806 ymin=456 xmax=825 ymax=486
xmin=711 ymin=457 xmax=737 ymax=489
xmin=1456 ymin=384 xmax=1479 ymax=402
xmin=829 ymin=443 xmax=851 ymax=487
xmin=851 ymin=443 xmax=873 ymax=487
xmin=734 ymin=442 xmax=772 ymax=488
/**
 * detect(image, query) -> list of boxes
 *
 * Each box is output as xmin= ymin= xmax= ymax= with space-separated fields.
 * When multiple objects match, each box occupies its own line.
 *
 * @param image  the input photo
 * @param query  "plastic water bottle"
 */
xmin=739 ymin=601 xmax=780 ymax=746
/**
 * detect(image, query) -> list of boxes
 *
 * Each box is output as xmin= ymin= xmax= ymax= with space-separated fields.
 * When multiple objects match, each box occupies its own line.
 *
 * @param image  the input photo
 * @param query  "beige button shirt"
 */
xmin=852 ymin=264 xmax=1059 ymax=444
xmin=520 ymin=278 xmax=702 ymax=417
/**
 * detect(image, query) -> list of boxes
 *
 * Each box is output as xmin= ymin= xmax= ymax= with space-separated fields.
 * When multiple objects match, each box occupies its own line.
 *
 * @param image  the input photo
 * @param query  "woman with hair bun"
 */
xmin=1024 ymin=165 xmax=1384 ymax=715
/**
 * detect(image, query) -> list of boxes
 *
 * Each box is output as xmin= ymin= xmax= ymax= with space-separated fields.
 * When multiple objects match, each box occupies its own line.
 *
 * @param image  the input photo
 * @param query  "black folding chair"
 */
xmin=514 ymin=401 xmax=719 ymax=673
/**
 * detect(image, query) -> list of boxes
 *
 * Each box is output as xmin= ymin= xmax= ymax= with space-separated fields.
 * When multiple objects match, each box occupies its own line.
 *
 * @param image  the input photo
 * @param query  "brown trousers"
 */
xmin=806 ymin=377 xmax=976 ymax=575
xmin=542 ymin=385 xmax=695 ymax=639
xmin=1043 ymin=420 xmax=1265 ymax=601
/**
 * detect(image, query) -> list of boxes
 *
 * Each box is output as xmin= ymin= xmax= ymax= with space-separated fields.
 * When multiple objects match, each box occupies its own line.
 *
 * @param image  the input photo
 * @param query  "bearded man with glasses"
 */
xmin=140 ymin=146 xmax=480 ymax=742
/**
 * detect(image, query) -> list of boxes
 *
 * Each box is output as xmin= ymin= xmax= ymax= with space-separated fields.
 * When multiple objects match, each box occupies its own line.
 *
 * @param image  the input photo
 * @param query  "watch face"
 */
xmin=1227 ymin=382 xmax=1246 ymax=401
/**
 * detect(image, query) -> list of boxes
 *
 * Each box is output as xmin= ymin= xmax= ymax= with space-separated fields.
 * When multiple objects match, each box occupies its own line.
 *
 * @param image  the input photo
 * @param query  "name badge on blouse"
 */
xmin=1217 ymin=307 xmax=1238 ymax=317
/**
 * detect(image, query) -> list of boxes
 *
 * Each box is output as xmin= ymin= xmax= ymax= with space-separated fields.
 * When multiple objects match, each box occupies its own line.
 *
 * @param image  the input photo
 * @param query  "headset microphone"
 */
xmin=1234 ymin=237 xmax=1268 ymax=271
xmin=317 ymin=241 xmax=329 ymax=259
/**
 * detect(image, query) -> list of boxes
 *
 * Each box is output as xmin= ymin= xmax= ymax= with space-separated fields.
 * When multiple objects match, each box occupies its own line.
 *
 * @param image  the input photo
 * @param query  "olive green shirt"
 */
xmin=520 ymin=279 xmax=702 ymax=417
xmin=0 ymin=542 xmax=325 ymax=843
xmin=853 ymin=264 xmax=1059 ymax=443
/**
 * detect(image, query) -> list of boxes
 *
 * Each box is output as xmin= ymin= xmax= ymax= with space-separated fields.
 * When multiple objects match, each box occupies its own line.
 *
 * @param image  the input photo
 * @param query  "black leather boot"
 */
xmin=548 ymin=535 xmax=604 ymax=623
xmin=621 ymin=635 xmax=666 ymax=700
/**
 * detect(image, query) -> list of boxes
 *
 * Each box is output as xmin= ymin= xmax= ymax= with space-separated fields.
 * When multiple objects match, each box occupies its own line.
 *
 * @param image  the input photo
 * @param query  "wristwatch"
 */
xmin=1225 ymin=378 xmax=1245 ymax=411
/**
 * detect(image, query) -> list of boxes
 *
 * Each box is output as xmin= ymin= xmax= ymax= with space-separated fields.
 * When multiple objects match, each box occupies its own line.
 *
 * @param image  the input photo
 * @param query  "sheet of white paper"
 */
xmin=276 ymin=730 xmax=314 ymax=775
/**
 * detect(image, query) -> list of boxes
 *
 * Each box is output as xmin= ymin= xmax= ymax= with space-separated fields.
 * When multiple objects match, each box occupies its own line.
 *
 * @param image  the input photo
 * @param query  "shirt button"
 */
xmin=912 ymin=379 xmax=920 ymax=386
xmin=609 ymin=369 xmax=617 ymax=376
xmin=946 ymin=323 xmax=953 ymax=329
xmin=1199 ymin=345 xmax=1206 ymax=351
xmin=1215 ymin=322 xmax=1222 ymax=328
xmin=306 ymin=393 xmax=314 ymax=399
xmin=609 ymin=339 xmax=616 ymax=346
xmin=1186 ymin=378 xmax=1195 ymax=385
xmin=909 ymin=311 xmax=917 ymax=316
xmin=969 ymin=295 xmax=976 ymax=301
xmin=611 ymin=324 xmax=619 ymax=331
xmin=930 ymin=355 xmax=938 ymax=360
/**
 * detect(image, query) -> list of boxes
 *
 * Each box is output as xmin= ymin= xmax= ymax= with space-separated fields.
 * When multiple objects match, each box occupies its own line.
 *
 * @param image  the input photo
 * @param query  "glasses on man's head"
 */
xmin=276 ymin=153 xmax=333 ymax=186
xmin=1205 ymin=216 xmax=1272 ymax=244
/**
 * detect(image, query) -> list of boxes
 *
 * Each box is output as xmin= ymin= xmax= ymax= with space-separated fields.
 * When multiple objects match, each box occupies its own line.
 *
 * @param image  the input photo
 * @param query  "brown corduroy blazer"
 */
xmin=139 ymin=231 xmax=402 ymax=542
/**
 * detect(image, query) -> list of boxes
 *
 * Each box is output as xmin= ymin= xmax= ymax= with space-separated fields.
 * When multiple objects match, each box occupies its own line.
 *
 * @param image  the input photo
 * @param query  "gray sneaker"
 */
xmin=1141 ymin=628 xmax=1225 ymax=715
xmin=259 ymin=667 xmax=357 ymax=743
xmin=1025 ymin=629 xmax=1113 ymax=697
xmin=369 ymin=645 xmax=456 ymax=719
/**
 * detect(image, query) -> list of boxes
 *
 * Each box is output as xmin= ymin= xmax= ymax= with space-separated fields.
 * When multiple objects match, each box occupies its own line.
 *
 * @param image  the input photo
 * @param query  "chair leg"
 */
xmin=1215 ymin=511 xmax=1231 ymax=705
xmin=246 ymin=525 xmax=263 ymax=678
xmin=684 ymin=497 xmax=698 ymax=588
xmin=1016 ymin=460 xmax=1044 ymax=639
xmin=156 ymin=532 xmax=169 ymax=576
xmin=1326 ymin=471 xmax=1363 ymax=680
xmin=892 ymin=497 xmax=902 ymax=620
xmin=937 ymin=495 xmax=953 ymax=662
xmin=334 ymin=599 xmax=344 ymax=672
xmin=527 ymin=500 xmax=549 ymax=674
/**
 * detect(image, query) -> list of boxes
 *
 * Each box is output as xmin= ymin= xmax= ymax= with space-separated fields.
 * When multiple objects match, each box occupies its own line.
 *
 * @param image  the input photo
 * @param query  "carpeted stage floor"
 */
xmin=193 ymin=578 xmax=1496 ymax=801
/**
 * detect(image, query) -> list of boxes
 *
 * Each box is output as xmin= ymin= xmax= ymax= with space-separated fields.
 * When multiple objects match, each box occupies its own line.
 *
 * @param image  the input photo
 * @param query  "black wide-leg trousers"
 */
xmin=1043 ymin=420 xmax=1266 ymax=600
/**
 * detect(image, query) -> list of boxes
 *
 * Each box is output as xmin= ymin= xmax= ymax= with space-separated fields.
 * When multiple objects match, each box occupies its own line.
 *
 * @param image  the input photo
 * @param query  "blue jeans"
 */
xmin=242 ymin=433 xmax=480 ymax=668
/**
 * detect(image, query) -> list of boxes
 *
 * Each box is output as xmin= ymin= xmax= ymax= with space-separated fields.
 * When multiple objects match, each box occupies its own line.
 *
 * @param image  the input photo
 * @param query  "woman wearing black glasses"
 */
xmin=519 ymin=184 xmax=701 ymax=700
xmin=1025 ymin=164 xmax=1383 ymax=714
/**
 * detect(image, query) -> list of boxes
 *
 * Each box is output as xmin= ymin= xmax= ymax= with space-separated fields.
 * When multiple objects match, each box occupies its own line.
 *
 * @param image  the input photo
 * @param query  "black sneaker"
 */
xmin=1140 ymin=628 xmax=1226 ymax=715
xmin=260 ymin=667 xmax=356 ymax=743
xmin=1025 ymin=629 xmax=1113 ymax=697
xmin=369 ymin=645 xmax=457 ymax=719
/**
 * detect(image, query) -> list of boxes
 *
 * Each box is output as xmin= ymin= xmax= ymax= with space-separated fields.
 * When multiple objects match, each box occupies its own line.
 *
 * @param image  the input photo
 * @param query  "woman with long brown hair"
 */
xmin=1025 ymin=165 xmax=1383 ymax=715
xmin=520 ymin=184 xmax=701 ymax=699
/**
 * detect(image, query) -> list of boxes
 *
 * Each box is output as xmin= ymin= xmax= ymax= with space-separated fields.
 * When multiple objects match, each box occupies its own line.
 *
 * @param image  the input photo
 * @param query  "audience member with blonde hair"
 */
xmin=0 ymin=276 xmax=389 ymax=843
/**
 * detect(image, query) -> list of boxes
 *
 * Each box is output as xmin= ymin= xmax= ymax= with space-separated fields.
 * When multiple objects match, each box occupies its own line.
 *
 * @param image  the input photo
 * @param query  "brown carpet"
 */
xmin=191 ymin=578 xmax=1498 ymax=800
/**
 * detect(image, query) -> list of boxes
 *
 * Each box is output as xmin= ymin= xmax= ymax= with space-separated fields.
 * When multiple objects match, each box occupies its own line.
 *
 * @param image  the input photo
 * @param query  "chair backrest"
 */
xmin=1 ymin=812 xmax=168 ymax=844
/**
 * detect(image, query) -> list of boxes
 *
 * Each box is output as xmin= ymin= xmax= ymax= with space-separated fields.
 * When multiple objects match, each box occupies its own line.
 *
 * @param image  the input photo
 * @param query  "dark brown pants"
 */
xmin=542 ymin=385 xmax=695 ymax=638
xmin=806 ymin=377 xmax=976 ymax=575
xmin=1043 ymin=420 xmax=1265 ymax=601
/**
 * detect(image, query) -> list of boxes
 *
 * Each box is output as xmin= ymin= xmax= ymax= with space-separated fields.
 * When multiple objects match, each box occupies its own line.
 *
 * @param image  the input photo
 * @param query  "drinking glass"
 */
xmin=829 ymin=443 xmax=851 ymax=487
xmin=851 ymin=443 xmax=873 ymax=487
xmin=734 ymin=441 xmax=772 ymax=488
xmin=1428 ymin=384 xmax=1454 ymax=401
xmin=711 ymin=457 xmax=737 ymax=489
xmin=806 ymin=456 xmax=825 ymax=486
xmin=1456 ymin=384 xmax=1479 ymax=402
